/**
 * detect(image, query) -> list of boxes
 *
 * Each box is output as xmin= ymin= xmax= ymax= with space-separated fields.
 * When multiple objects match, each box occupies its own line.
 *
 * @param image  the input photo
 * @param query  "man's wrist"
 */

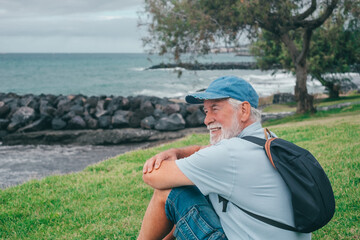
xmin=176 ymin=145 xmax=203 ymax=159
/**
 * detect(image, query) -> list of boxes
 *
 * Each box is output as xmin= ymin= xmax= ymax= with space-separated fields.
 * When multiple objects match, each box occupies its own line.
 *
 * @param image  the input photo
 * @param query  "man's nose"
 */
xmin=204 ymin=113 xmax=214 ymax=126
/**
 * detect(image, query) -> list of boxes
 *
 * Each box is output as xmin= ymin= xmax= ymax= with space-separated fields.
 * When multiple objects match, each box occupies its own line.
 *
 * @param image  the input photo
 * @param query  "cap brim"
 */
xmin=185 ymin=92 xmax=230 ymax=104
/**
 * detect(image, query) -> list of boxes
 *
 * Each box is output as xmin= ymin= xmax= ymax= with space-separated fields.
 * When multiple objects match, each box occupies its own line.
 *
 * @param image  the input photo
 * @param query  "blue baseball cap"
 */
xmin=185 ymin=76 xmax=259 ymax=108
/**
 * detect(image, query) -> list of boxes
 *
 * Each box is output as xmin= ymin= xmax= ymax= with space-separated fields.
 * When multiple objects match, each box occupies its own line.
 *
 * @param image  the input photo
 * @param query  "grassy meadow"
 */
xmin=1 ymin=101 xmax=359 ymax=239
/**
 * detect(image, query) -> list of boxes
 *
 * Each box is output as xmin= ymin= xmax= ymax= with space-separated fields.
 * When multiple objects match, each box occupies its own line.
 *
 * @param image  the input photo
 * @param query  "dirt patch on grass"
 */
xmin=269 ymin=113 xmax=360 ymax=129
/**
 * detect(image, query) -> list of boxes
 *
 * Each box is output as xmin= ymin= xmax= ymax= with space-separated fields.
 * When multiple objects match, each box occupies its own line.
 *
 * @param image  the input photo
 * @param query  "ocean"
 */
xmin=0 ymin=53 xmax=327 ymax=98
xmin=0 ymin=53 xmax=357 ymax=189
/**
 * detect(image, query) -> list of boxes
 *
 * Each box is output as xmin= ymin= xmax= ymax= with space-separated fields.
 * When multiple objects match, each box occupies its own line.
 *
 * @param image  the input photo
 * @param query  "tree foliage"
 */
xmin=140 ymin=0 xmax=339 ymax=113
xmin=251 ymin=0 xmax=360 ymax=98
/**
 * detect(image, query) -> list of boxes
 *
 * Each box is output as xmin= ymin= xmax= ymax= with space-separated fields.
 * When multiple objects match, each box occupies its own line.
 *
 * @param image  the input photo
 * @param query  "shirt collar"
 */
xmin=237 ymin=121 xmax=262 ymax=138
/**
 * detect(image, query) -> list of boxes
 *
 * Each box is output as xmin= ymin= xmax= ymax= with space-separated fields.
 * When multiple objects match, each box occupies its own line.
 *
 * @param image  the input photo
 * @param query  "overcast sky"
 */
xmin=0 ymin=0 xmax=147 ymax=53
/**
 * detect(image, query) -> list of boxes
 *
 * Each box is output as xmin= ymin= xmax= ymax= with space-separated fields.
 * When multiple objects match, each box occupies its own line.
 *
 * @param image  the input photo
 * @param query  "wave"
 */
xmin=134 ymin=89 xmax=186 ymax=98
xmin=147 ymin=67 xmax=188 ymax=72
xmin=130 ymin=67 xmax=146 ymax=71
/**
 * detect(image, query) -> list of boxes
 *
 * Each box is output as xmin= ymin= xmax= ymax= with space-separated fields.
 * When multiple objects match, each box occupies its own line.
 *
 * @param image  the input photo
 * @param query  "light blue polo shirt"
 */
xmin=176 ymin=122 xmax=311 ymax=240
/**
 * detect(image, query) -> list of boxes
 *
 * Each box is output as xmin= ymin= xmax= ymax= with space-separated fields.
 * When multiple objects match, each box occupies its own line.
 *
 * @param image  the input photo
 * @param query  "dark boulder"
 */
xmin=0 ymin=101 xmax=10 ymax=118
xmin=153 ymin=109 xmax=166 ymax=120
xmin=86 ymin=96 xmax=99 ymax=108
xmin=68 ymin=116 xmax=87 ymax=129
xmin=70 ymin=95 xmax=86 ymax=106
xmin=88 ymin=107 xmax=97 ymax=117
xmin=39 ymin=100 xmax=56 ymax=117
xmin=103 ymin=97 xmax=113 ymax=111
xmin=153 ymin=96 xmax=168 ymax=105
xmin=44 ymin=94 xmax=57 ymax=106
xmin=98 ymin=115 xmax=112 ymax=129
xmin=84 ymin=116 xmax=98 ymax=129
xmin=179 ymin=103 xmax=188 ymax=118
xmin=128 ymin=110 xmax=144 ymax=128
xmin=7 ymin=107 xmax=36 ymax=132
xmin=121 ymin=97 xmax=130 ymax=110
xmin=17 ymin=116 xmax=51 ymax=132
xmin=55 ymin=97 xmax=72 ymax=116
xmin=140 ymin=100 xmax=155 ymax=116
xmin=272 ymin=93 xmax=295 ymax=104
xmin=186 ymin=104 xmax=202 ymax=114
xmin=112 ymin=110 xmax=130 ymax=128
xmin=186 ymin=109 xmax=205 ymax=127
xmin=0 ymin=130 xmax=8 ymax=139
xmin=52 ymin=118 xmax=67 ymax=130
xmin=69 ymin=105 xmax=84 ymax=116
xmin=6 ymin=99 xmax=20 ymax=118
xmin=106 ymin=96 xmax=124 ymax=115
xmin=163 ymin=103 xmax=181 ymax=115
xmin=62 ymin=111 xmax=77 ymax=121
xmin=154 ymin=98 xmax=171 ymax=111
xmin=155 ymin=113 xmax=186 ymax=131
xmin=128 ymin=96 xmax=142 ymax=111
xmin=0 ymin=119 xmax=10 ymax=130
xmin=141 ymin=116 xmax=156 ymax=129
xmin=20 ymin=95 xmax=39 ymax=110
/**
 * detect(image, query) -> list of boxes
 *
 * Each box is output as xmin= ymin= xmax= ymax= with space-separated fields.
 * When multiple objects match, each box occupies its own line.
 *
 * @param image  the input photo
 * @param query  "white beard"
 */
xmin=207 ymin=114 xmax=243 ymax=145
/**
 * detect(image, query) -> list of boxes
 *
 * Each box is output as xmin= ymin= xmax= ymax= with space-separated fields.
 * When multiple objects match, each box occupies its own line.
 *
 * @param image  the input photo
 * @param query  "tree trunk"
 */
xmin=294 ymin=63 xmax=316 ymax=114
xmin=280 ymin=33 xmax=316 ymax=114
xmin=328 ymin=82 xmax=340 ymax=98
xmin=313 ymin=74 xmax=340 ymax=99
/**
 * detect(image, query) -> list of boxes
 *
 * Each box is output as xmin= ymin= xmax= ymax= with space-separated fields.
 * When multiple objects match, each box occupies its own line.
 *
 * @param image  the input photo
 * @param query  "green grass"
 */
xmin=1 ymin=106 xmax=359 ymax=239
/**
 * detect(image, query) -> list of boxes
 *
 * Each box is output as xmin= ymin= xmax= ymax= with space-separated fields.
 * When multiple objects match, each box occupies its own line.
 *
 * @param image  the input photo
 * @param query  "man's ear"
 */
xmin=239 ymin=101 xmax=251 ymax=122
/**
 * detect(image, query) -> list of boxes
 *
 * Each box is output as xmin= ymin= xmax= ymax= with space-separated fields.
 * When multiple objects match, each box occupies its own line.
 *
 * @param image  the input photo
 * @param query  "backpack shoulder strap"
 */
xmin=219 ymin=196 xmax=297 ymax=231
xmin=242 ymin=127 xmax=274 ymax=146
xmin=242 ymin=136 xmax=266 ymax=146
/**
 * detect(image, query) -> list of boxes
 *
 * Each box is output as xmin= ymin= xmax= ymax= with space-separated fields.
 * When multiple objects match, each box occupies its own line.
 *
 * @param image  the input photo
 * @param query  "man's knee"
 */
xmin=165 ymin=186 xmax=208 ymax=223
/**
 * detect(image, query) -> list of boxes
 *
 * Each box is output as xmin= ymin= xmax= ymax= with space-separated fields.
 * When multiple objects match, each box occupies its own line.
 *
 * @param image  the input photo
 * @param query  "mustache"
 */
xmin=207 ymin=123 xmax=222 ymax=130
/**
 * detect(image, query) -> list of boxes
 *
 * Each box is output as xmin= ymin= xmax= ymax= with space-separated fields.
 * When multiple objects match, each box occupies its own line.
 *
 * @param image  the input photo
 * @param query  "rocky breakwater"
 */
xmin=147 ymin=62 xmax=257 ymax=70
xmin=0 ymin=93 xmax=207 ymax=145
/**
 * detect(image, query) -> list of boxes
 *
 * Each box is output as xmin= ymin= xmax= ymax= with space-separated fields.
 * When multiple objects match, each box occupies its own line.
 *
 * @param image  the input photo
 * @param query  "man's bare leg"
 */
xmin=138 ymin=189 xmax=175 ymax=240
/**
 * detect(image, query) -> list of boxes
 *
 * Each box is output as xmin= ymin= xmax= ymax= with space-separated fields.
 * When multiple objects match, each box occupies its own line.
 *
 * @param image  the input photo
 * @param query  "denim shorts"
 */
xmin=165 ymin=186 xmax=228 ymax=240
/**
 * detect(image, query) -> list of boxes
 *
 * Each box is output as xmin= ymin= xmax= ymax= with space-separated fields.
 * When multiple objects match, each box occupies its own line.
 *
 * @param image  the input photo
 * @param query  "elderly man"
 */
xmin=138 ymin=76 xmax=311 ymax=240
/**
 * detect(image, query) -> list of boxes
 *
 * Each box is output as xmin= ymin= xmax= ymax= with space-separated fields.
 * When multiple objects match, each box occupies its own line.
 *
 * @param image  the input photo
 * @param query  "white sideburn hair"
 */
xmin=227 ymin=98 xmax=262 ymax=122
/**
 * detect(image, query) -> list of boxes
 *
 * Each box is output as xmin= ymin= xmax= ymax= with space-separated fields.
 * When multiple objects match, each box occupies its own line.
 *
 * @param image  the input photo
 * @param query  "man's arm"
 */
xmin=143 ymin=160 xmax=194 ymax=190
xmin=142 ymin=145 xmax=209 ymax=174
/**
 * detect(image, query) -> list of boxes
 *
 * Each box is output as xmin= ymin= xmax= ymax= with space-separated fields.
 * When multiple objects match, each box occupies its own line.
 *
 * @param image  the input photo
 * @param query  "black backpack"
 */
xmin=219 ymin=130 xmax=335 ymax=233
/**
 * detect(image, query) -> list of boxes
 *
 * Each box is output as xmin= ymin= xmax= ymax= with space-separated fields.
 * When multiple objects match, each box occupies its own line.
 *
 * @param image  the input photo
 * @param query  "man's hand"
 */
xmin=143 ymin=148 xmax=179 ymax=174
xmin=142 ymin=145 xmax=207 ymax=174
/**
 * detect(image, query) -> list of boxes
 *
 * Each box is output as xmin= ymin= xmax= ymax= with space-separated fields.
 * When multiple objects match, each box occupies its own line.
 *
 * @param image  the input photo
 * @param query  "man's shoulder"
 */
xmin=212 ymin=136 xmax=263 ymax=153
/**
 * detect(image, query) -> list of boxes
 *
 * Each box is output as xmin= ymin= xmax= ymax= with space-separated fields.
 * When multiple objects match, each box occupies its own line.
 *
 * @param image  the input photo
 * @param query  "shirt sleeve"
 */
xmin=176 ymin=140 xmax=236 ymax=198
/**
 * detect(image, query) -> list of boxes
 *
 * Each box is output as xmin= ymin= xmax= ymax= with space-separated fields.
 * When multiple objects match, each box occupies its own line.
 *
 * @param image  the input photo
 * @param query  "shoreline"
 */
xmin=1 ymin=127 xmax=208 ymax=146
xmin=0 ymin=127 xmax=208 ymax=189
